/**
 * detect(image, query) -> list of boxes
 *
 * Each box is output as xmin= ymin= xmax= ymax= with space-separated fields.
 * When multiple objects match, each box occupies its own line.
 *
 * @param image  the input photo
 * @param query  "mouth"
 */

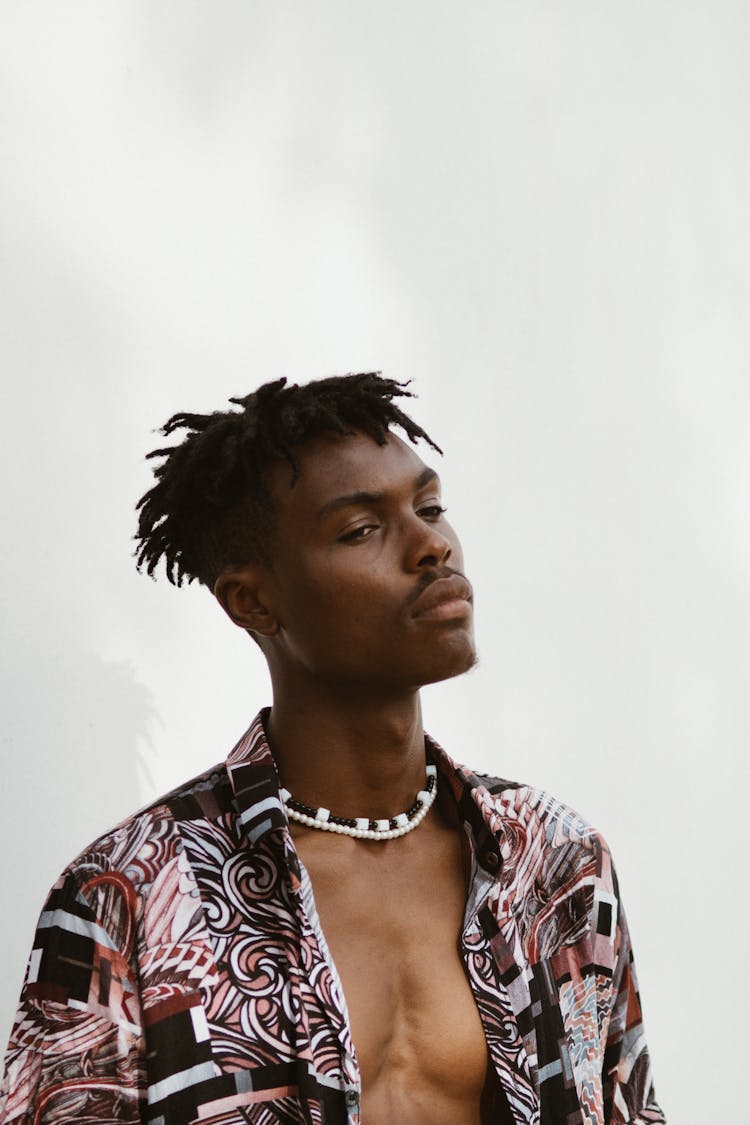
xmin=410 ymin=574 xmax=474 ymax=622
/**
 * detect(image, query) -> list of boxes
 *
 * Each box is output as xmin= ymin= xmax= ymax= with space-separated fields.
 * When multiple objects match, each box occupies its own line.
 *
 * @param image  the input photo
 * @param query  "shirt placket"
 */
xmin=461 ymin=835 xmax=541 ymax=1125
xmin=288 ymin=841 xmax=362 ymax=1125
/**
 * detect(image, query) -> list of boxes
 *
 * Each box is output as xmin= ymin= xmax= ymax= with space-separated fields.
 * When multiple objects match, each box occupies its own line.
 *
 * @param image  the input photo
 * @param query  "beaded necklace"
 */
xmin=280 ymin=762 xmax=438 ymax=841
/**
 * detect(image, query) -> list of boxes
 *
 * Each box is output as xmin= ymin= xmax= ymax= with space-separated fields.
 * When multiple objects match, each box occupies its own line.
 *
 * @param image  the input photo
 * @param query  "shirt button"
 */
xmin=484 ymin=850 xmax=500 ymax=871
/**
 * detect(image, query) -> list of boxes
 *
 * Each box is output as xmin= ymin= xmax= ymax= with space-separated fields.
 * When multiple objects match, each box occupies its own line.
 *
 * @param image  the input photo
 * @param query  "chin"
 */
xmin=417 ymin=637 xmax=478 ymax=687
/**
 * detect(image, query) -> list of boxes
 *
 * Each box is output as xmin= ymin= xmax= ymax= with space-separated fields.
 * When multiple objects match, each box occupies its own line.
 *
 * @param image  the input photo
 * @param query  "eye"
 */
xmin=418 ymin=504 xmax=447 ymax=519
xmin=338 ymin=524 xmax=379 ymax=543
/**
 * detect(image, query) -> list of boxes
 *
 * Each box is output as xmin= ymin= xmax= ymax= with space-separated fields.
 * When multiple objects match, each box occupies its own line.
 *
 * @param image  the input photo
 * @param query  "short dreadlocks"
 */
xmin=135 ymin=372 xmax=442 ymax=589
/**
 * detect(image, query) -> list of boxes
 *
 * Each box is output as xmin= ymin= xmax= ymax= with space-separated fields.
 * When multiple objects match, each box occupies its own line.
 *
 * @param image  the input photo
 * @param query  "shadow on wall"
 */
xmin=0 ymin=645 xmax=156 ymax=1048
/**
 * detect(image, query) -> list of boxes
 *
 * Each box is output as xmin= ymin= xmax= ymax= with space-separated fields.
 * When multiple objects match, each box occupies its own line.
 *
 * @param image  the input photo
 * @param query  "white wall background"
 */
xmin=2 ymin=2 xmax=748 ymax=1120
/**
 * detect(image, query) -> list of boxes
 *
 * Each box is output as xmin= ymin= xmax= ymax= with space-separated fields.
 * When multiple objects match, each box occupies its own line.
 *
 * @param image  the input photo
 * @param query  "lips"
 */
xmin=410 ymin=574 xmax=473 ymax=618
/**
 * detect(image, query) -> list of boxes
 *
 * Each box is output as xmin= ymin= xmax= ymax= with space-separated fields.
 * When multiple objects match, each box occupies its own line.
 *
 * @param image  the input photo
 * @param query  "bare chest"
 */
xmin=296 ymin=824 xmax=491 ymax=1123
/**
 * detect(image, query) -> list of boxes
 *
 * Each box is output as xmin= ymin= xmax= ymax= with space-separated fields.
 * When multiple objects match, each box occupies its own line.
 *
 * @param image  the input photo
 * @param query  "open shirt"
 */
xmin=0 ymin=710 xmax=665 ymax=1124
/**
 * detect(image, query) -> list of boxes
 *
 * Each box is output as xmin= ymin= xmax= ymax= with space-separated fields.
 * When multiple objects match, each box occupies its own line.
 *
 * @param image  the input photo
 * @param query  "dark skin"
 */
xmin=215 ymin=430 xmax=511 ymax=1124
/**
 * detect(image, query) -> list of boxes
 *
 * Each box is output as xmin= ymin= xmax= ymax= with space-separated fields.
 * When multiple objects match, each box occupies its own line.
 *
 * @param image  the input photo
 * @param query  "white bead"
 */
xmin=282 ymin=763 xmax=438 ymax=842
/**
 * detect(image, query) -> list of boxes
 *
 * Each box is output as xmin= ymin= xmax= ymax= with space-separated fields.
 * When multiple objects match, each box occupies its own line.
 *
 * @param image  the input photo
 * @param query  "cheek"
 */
xmin=315 ymin=563 xmax=400 ymax=638
xmin=278 ymin=558 xmax=377 ymax=626
xmin=321 ymin=569 xmax=387 ymax=624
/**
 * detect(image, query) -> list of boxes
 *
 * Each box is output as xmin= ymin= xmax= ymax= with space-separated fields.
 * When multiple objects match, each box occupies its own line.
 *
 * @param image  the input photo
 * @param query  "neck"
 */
xmin=266 ymin=677 xmax=427 ymax=820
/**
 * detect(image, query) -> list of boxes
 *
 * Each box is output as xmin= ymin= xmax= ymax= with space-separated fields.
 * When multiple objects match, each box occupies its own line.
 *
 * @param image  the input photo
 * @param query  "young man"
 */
xmin=0 ymin=374 xmax=665 ymax=1124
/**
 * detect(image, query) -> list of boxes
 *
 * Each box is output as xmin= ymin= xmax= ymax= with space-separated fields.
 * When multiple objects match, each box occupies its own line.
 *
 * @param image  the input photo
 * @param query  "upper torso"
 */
xmin=292 ymin=791 xmax=498 ymax=1124
xmin=0 ymin=711 xmax=664 ymax=1125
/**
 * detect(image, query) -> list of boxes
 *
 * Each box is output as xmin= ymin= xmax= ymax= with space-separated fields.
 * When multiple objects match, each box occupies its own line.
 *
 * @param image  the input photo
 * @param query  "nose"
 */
xmin=407 ymin=515 xmax=454 ymax=571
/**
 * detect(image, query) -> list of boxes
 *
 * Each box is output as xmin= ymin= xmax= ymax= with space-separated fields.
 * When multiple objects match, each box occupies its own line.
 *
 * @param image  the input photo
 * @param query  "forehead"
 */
xmin=269 ymin=430 xmax=435 ymax=510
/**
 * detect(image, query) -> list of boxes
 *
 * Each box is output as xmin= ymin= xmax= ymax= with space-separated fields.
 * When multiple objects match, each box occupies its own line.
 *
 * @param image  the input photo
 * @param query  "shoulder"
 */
xmin=459 ymin=763 xmax=619 ymax=902
xmin=57 ymin=759 xmax=232 ymax=903
xmin=476 ymin=770 xmax=605 ymax=850
xmin=21 ymin=759 xmax=236 ymax=1015
xmin=0 ymin=770 xmax=235 ymax=1118
xmin=468 ymin=770 xmax=625 ymax=955
xmin=434 ymin=742 xmax=599 ymax=848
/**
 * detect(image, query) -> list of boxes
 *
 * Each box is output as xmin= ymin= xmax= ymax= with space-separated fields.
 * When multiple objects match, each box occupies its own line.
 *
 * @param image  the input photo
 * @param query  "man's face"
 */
xmin=258 ymin=429 xmax=476 ymax=692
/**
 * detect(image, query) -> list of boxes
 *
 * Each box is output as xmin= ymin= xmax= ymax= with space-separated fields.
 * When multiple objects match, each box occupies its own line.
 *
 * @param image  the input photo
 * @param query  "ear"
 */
xmin=213 ymin=567 xmax=279 ymax=637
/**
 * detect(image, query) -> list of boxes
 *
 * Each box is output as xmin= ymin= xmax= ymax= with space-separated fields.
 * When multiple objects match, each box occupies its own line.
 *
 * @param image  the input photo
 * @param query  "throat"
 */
xmin=265 ymin=695 xmax=428 ymax=816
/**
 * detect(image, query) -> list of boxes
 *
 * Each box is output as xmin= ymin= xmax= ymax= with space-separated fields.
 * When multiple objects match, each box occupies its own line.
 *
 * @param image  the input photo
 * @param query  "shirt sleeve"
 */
xmin=601 ymin=858 xmax=666 ymax=1125
xmin=0 ymin=866 xmax=146 ymax=1124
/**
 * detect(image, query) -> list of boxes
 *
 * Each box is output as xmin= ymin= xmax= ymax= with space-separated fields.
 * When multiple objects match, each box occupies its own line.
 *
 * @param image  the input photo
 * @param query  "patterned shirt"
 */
xmin=0 ymin=711 xmax=665 ymax=1124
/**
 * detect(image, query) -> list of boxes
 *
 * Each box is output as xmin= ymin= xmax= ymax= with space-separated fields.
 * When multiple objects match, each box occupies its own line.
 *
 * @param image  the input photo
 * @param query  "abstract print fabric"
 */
xmin=0 ymin=711 xmax=665 ymax=1124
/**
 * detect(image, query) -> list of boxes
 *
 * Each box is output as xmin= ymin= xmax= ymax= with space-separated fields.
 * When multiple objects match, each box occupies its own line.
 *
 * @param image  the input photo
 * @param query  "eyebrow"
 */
xmin=317 ymin=466 xmax=439 ymax=518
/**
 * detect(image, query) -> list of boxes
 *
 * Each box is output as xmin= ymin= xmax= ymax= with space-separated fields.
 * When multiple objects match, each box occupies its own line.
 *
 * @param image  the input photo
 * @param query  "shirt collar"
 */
xmin=426 ymin=732 xmax=506 ymax=875
xmin=226 ymin=707 xmax=288 ymax=845
xmin=226 ymin=708 xmax=506 ymax=876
